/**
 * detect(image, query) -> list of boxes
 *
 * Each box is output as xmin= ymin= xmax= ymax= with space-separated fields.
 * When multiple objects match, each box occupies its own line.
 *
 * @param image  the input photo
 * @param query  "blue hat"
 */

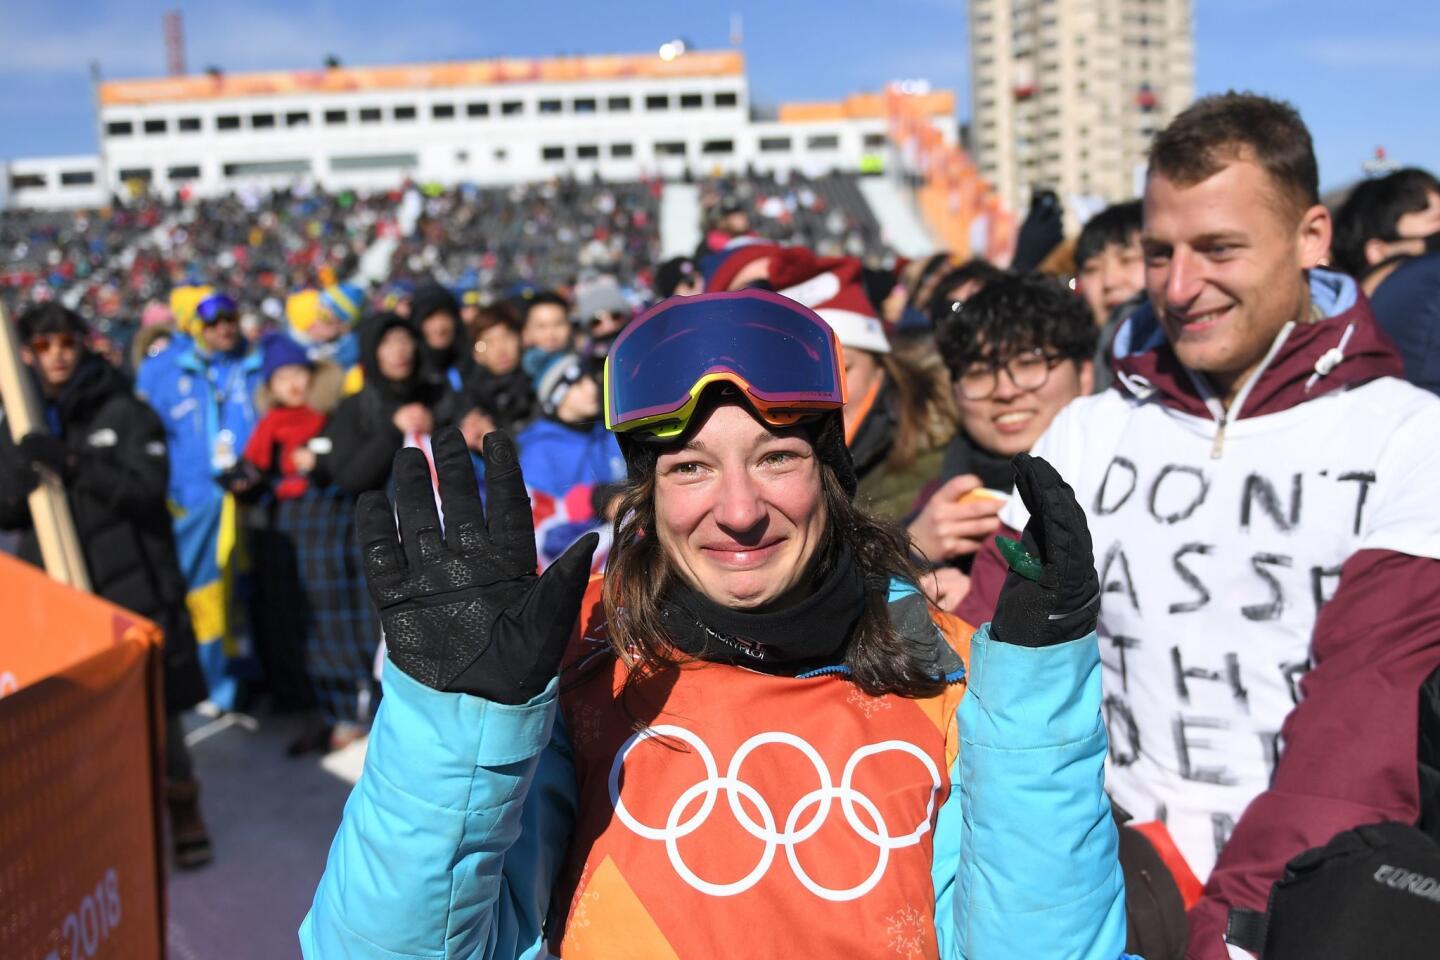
xmin=321 ymin=283 xmax=365 ymax=324
xmin=533 ymin=351 xmax=588 ymax=417
xmin=260 ymin=333 xmax=311 ymax=383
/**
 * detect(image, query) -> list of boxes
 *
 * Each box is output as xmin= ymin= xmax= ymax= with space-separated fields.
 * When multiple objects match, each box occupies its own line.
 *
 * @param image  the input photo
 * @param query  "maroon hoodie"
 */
xmin=958 ymin=277 xmax=1440 ymax=959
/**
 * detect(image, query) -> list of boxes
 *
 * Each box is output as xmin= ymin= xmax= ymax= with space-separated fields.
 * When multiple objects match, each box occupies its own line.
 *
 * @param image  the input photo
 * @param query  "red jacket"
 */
xmin=958 ymin=274 xmax=1440 ymax=959
xmin=243 ymin=405 xmax=327 ymax=500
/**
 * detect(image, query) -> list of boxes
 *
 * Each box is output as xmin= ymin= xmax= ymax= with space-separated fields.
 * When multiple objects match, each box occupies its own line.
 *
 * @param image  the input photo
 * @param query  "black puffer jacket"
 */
xmin=318 ymin=312 xmax=463 ymax=495
xmin=0 ymin=355 xmax=207 ymax=712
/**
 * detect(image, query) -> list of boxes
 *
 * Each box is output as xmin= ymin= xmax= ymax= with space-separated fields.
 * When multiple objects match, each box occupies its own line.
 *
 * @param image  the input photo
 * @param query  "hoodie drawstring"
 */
xmin=1305 ymin=322 xmax=1356 ymax=392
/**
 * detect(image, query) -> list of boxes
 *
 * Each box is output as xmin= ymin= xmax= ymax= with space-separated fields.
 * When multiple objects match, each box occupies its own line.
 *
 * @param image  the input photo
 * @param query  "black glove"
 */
xmin=0 ymin=451 xmax=40 ymax=499
xmin=357 ymin=426 xmax=599 ymax=704
xmin=1010 ymin=189 xmax=1064 ymax=274
xmin=19 ymin=432 xmax=77 ymax=481
xmin=991 ymin=453 xmax=1099 ymax=647
xmin=215 ymin=460 xmax=264 ymax=495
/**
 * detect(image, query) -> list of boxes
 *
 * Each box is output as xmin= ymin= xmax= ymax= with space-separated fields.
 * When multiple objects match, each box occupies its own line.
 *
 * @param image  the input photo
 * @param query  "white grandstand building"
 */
xmin=4 ymin=49 xmax=957 ymax=209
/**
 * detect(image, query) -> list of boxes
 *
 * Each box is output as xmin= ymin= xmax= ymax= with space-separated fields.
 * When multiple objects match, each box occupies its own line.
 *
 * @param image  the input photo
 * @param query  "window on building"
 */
xmin=117 ymin=168 xmax=153 ymax=183
xmin=167 ymin=165 xmax=201 ymax=181
xmin=10 ymin=173 xmax=46 ymax=189
xmin=714 ymin=91 xmax=739 ymax=108
xmin=105 ymin=120 xmax=133 ymax=137
xmin=646 ymin=94 xmax=669 ymax=111
xmin=654 ymin=140 xmax=686 ymax=157
xmin=679 ymin=93 xmax=703 ymax=109
xmin=217 ymin=115 xmax=241 ymax=131
xmin=286 ymin=111 xmax=311 ymax=127
xmin=539 ymin=99 xmax=563 ymax=115
xmin=576 ymin=144 xmax=600 ymax=159
xmin=223 ymin=159 xmax=311 ymax=177
xmin=325 ymin=109 xmax=348 ymax=125
xmin=467 ymin=102 xmax=490 ymax=117
xmin=541 ymin=145 xmax=567 ymax=161
xmin=609 ymin=143 xmax=634 ymax=158
xmin=144 ymin=119 xmax=167 ymax=135
xmin=328 ymin=153 xmax=418 ymax=172
xmin=573 ymin=98 xmax=597 ymax=114
xmin=178 ymin=116 xmax=202 ymax=132
xmin=701 ymin=139 xmax=734 ymax=155
xmin=394 ymin=105 xmax=417 ymax=121
xmin=759 ymin=136 xmax=792 ymax=153
xmin=807 ymin=134 xmax=840 ymax=151
xmin=494 ymin=148 xmax=508 ymax=161
xmin=358 ymin=107 xmax=382 ymax=123
xmin=607 ymin=96 xmax=632 ymax=112
xmin=251 ymin=113 xmax=276 ymax=129
xmin=432 ymin=103 xmax=456 ymax=120
xmin=863 ymin=132 xmax=887 ymax=149
xmin=501 ymin=100 xmax=523 ymax=116
xmin=61 ymin=170 xmax=96 ymax=186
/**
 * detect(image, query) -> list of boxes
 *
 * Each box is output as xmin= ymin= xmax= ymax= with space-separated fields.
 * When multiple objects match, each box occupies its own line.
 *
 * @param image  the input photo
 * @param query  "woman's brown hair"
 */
xmin=600 ymin=424 xmax=945 ymax=700
xmin=878 ymin=349 xmax=956 ymax=471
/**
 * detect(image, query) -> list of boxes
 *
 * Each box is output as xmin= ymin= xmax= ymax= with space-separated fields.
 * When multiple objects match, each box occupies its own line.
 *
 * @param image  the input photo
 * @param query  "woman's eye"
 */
xmin=762 ymin=451 xmax=798 ymax=467
xmin=671 ymin=462 xmax=702 ymax=475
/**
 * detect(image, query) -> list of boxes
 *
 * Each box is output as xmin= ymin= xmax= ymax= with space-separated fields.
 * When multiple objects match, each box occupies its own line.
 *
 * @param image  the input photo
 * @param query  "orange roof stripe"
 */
xmin=779 ymin=90 xmax=954 ymax=123
xmin=99 ymin=50 xmax=745 ymax=106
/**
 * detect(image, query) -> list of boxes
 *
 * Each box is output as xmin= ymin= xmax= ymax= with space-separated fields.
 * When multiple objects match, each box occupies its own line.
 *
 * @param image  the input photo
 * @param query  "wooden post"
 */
xmin=0 ymin=302 xmax=91 ymax=590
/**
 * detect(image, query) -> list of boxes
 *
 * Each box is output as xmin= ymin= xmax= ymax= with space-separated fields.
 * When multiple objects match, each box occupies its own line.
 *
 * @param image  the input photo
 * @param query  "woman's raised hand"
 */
xmin=990 ymin=454 xmax=1099 ymax=648
xmin=356 ymin=428 xmax=598 ymax=704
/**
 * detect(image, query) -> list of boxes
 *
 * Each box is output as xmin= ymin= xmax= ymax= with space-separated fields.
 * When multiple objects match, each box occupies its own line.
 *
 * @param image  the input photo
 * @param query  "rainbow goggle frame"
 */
xmin=604 ymin=290 xmax=848 ymax=441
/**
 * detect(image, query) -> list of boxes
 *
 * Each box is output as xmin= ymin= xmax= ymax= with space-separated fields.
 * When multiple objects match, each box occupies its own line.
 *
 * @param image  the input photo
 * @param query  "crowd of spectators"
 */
xmin=2 ymin=92 xmax=1439 ymax=959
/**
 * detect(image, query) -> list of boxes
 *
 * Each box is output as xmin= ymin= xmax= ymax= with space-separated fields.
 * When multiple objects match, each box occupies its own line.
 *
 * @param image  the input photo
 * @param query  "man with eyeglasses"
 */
xmin=906 ymin=271 xmax=1096 ymax=609
xmin=137 ymin=291 xmax=265 ymax=712
xmin=0 ymin=302 xmax=212 ymax=868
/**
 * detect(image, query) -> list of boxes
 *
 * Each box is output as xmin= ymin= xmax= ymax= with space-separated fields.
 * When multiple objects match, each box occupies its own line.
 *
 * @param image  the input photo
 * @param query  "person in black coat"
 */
xmin=316 ymin=311 xmax=464 ymax=496
xmin=461 ymin=303 xmax=534 ymax=432
xmin=0 ymin=302 xmax=212 ymax=868
xmin=288 ymin=312 xmax=461 ymax=751
xmin=409 ymin=282 xmax=474 ymax=394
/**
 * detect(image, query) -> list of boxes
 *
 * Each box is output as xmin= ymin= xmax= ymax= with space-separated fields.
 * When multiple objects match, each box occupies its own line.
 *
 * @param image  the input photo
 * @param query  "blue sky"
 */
xmin=2 ymin=0 xmax=1436 ymax=191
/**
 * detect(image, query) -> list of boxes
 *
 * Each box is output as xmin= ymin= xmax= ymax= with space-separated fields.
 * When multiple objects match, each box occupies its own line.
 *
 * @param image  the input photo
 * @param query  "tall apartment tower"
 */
xmin=969 ymin=0 xmax=1193 ymax=215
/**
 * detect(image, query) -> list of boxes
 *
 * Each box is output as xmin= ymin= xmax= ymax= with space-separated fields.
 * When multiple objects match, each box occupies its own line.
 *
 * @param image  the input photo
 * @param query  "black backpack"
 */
xmin=1225 ymin=821 xmax=1440 ymax=959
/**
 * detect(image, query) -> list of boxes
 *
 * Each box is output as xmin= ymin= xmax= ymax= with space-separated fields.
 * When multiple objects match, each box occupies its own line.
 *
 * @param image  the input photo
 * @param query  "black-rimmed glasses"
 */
xmin=954 ymin=347 xmax=1066 ymax=400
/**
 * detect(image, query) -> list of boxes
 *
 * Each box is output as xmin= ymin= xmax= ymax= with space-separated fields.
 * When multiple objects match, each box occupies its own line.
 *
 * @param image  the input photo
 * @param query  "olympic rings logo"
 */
xmin=608 ymin=725 xmax=943 ymax=902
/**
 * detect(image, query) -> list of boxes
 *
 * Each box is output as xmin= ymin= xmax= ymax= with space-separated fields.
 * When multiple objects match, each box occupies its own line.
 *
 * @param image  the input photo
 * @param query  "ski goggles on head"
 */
xmin=196 ymin=293 xmax=239 ymax=325
xmin=604 ymin=289 xmax=846 ymax=441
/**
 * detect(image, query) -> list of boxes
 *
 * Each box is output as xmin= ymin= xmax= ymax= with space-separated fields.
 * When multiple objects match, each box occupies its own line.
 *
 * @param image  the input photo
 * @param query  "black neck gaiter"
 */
xmin=659 ymin=544 xmax=866 ymax=675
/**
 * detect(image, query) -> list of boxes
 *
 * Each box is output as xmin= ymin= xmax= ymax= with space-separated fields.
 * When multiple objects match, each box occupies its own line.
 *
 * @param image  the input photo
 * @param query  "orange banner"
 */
xmin=0 ymin=554 xmax=166 ymax=960
xmin=885 ymin=86 xmax=1014 ymax=262
xmin=779 ymin=90 xmax=954 ymax=124
xmin=100 ymin=50 xmax=745 ymax=106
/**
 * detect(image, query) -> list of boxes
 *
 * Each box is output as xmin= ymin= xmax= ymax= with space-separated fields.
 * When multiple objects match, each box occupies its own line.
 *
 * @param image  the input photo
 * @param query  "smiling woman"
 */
xmin=653 ymin=408 xmax=828 ymax=609
xmin=302 ymin=291 xmax=1133 ymax=960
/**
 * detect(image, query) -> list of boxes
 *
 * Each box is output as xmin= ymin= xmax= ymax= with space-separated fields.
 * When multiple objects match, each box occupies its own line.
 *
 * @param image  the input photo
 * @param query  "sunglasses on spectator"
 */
xmin=29 ymin=333 xmax=79 ymax=355
xmin=954 ymin=347 xmax=1067 ymax=401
